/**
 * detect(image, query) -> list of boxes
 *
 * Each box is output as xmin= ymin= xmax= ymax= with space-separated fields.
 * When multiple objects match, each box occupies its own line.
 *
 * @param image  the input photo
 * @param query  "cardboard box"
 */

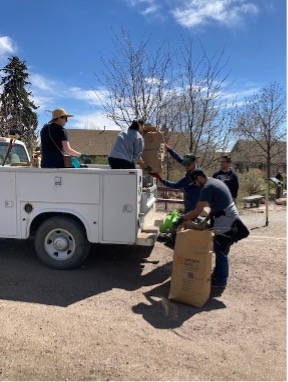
xmin=142 ymin=130 xmax=165 ymax=174
xmin=169 ymin=229 xmax=213 ymax=307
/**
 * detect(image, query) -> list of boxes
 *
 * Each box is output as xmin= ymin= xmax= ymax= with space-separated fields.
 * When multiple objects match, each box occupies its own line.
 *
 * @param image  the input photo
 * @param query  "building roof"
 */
xmin=67 ymin=130 xmax=287 ymax=167
xmin=67 ymin=129 xmax=119 ymax=155
xmin=67 ymin=128 xmax=193 ymax=156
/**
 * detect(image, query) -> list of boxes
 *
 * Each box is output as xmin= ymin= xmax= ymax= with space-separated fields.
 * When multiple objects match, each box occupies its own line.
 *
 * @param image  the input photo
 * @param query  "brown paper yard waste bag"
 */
xmin=142 ymin=129 xmax=165 ymax=174
xmin=169 ymin=229 xmax=213 ymax=308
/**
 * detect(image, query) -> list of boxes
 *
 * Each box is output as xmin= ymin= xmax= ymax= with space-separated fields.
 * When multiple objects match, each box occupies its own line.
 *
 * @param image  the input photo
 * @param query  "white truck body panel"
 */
xmin=0 ymin=172 xmax=17 ymax=236
xmin=0 ymin=166 xmax=159 ymax=245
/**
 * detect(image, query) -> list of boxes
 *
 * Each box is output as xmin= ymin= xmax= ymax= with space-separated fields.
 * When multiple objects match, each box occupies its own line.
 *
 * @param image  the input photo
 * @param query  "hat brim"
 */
xmin=49 ymin=114 xmax=74 ymax=123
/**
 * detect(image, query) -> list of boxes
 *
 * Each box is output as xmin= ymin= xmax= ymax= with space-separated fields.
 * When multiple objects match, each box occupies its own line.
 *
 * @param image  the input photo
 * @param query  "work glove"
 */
xmin=80 ymin=154 xmax=92 ymax=164
xmin=149 ymin=172 xmax=162 ymax=180
xmin=143 ymin=164 xmax=152 ymax=172
xmin=171 ymin=216 xmax=184 ymax=229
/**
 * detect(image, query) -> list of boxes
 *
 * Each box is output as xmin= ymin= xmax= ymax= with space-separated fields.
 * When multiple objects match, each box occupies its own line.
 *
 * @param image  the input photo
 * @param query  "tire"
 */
xmin=34 ymin=216 xmax=90 ymax=269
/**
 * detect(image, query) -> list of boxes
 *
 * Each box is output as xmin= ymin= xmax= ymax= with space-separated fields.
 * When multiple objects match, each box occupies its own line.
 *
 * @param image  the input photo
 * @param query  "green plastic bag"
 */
xmin=159 ymin=210 xmax=179 ymax=233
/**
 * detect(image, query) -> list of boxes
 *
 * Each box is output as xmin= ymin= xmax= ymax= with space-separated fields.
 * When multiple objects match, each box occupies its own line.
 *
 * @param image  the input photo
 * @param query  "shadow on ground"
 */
xmin=0 ymin=239 xmax=170 ymax=307
xmin=0 ymin=238 xmax=227 ymax=329
xmin=132 ymin=280 xmax=226 ymax=329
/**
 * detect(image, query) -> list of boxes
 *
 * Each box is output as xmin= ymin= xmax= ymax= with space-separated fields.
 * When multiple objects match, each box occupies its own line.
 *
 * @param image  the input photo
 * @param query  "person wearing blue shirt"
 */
xmin=150 ymin=144 xmax=201 ymax=213
xmin=108 ymin=119 xmax=149 ymax=169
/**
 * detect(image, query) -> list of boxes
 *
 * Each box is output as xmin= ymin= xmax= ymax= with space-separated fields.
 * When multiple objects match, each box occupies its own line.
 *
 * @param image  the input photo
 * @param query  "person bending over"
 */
xmin=175 ymin=168 xmax=240 ymax=288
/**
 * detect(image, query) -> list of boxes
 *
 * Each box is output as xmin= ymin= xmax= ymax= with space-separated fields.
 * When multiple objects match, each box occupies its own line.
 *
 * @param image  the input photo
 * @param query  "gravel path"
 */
xmin=0 ymin=204 xmax=286 ymax=381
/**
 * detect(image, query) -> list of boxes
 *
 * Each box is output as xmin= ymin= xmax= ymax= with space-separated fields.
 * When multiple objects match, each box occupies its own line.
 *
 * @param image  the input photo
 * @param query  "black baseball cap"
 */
xmin=189 ymin=168 xmax=206 ymax=181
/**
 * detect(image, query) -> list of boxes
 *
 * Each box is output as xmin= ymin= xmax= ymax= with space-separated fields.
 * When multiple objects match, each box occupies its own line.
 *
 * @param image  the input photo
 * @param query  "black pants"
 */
xmin=108 ymin=157 xmax=135 ymax=169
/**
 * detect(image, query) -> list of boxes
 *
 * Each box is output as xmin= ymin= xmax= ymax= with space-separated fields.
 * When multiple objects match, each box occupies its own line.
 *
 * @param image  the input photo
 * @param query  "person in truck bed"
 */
xmin=40 ymin=108 xmax=86 ymax=168
xmin=108 ymin=119 xmax=151 ymax=170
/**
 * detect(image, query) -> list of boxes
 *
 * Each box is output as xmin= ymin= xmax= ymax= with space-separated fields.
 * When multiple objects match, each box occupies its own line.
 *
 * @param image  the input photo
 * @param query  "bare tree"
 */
xmin=236 ymin=82 xmax=286 ymax=179
xmin=235 ymin=82 xmax=286 ymax=226
xmin=171 ymin=38 xmax=235 ymax=166
xmin=93 ymin=26 xmax=174 ymax=128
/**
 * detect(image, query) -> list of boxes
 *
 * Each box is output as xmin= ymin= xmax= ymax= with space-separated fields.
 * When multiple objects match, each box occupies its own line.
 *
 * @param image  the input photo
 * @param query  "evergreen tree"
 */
xmin=0 ymin=56 xmax=38 ymax=153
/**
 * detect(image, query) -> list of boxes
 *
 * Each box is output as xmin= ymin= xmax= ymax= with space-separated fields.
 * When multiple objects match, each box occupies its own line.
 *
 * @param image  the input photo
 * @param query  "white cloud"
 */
xmin=30 ymin=73 xmax=58 ymax=92
xmin=0 ymin=36 xmax=15 ymax=56
xmin=145 ymin=77 xmax=161 ymax=85
xmin=66 ymin=87 xmax=105 ymax=105
xmin=141 ymin=5 xmax=158 ymax=16
xmin=28 ymin=75 xmax=115 ymax=131
xmin=29 ymin=74 xmax=105 ymax=109
xmin=125 ymin=0 xmax=259 ymax=28
xmin=125 ymin=0 xmax=160 ymax=16
xmin=171 ymin=0 xmax=259 ymax=28
xmin=29 ymin=73 xmax=62 ymax=95
xmin=72 ymin=111 xmax=119 ymax=130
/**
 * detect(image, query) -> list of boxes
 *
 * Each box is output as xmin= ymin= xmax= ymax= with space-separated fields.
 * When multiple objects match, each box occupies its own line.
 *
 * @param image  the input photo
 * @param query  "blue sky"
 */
xmin=0 ymin=0 xmax=286 ymax=132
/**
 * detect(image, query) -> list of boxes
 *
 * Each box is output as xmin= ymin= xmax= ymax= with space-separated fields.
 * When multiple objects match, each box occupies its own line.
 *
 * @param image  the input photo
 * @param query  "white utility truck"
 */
xmin=0 ymin=139 xmax=162 ymax=269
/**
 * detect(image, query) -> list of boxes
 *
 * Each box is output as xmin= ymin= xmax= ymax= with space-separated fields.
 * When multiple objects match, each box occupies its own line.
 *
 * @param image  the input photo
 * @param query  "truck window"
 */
xmin=0 ymin=142 xmax=29 ymax=164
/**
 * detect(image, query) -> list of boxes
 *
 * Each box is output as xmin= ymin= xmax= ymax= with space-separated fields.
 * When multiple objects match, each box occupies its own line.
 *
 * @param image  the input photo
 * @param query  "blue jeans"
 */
xmin=212 ymin=239 xmax=231 ymax=286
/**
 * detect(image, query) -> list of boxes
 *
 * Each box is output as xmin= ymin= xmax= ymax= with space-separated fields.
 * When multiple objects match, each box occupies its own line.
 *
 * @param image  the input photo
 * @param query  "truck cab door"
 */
xmin=0 ymin=172 xmax=17 ymax=237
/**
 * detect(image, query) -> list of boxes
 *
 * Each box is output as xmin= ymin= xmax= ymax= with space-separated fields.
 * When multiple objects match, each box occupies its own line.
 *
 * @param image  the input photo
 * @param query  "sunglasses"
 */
xmin=61 ymin=116 xmax=68 ymax=121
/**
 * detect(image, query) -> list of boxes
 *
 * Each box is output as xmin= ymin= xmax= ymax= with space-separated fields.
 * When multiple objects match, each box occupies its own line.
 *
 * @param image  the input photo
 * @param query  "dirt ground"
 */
xmin=0 ymin=204 xmax=286 ymax=381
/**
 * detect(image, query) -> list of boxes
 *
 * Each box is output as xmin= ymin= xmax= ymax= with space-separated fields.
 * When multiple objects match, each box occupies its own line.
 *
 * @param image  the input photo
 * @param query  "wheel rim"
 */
xmin=44 ymin=228 xmax=76 ymax=261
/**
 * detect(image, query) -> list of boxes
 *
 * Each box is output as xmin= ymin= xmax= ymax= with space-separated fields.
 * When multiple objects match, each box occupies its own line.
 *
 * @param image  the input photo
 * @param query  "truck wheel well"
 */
xmin=30 ymin=213 xmax=86 ymax=237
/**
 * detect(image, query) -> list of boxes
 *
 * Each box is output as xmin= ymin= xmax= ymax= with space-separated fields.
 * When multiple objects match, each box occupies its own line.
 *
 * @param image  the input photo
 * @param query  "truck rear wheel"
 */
xmin=34 ymin=216 xmax=90 ymax=269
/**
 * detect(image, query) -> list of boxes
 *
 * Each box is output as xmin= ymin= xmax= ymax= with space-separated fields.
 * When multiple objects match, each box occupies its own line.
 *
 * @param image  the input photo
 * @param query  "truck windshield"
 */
xmin=0 ymin=142 xmax=29 ymax=164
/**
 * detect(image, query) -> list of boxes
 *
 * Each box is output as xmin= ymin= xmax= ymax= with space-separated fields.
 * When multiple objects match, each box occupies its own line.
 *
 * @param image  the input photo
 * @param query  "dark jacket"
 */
xmin=212 ymin=169 xmax=239 ymax=199
xmin=159 ymin=147 xmax=201 ymax=213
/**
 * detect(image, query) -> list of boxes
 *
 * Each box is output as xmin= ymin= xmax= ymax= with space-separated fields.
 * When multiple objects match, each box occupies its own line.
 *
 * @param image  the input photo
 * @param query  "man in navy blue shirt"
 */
xmin=150 ymin=144 xmax=201 ymax=213
xmin=212 ymin=155 xmax=239 ymax=201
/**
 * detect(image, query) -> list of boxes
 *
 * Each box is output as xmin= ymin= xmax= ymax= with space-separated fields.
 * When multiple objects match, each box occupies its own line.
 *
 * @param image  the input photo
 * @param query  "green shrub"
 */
xmin=237 ymin=169 xmax=266 ymax=198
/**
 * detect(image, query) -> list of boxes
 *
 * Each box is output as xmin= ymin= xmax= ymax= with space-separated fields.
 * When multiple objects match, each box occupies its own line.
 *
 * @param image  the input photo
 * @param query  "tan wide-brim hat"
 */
xmin=49 ymin=108 xmax=74 ymax=122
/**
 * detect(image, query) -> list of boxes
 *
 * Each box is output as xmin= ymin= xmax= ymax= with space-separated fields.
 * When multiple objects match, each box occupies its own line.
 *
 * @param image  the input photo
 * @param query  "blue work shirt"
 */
xmin=159 ymin=147 xmax=201 ymax=213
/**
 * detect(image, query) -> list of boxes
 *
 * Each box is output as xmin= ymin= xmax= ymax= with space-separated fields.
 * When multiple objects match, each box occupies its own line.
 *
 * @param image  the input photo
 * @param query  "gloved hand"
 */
xmin=149 ymin=172 xmax=161 ymax=180
xmin=143 ymin=165 xmax=152 ymax=172
xmin=171 ymin=216 xmax=184 ymax=229
xmin=80 ymin=154 xmax=92 ymax=164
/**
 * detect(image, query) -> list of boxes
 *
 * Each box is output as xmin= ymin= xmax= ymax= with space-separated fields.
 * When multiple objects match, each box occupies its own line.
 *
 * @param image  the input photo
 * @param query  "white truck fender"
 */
xmin=22 ymin=206 xmax=93 ymax=242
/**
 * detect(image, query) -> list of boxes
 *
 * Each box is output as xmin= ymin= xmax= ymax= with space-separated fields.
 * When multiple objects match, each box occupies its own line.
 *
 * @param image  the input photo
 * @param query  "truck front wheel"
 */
xmin=34 ymin=216 xmax=90 ymax=269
